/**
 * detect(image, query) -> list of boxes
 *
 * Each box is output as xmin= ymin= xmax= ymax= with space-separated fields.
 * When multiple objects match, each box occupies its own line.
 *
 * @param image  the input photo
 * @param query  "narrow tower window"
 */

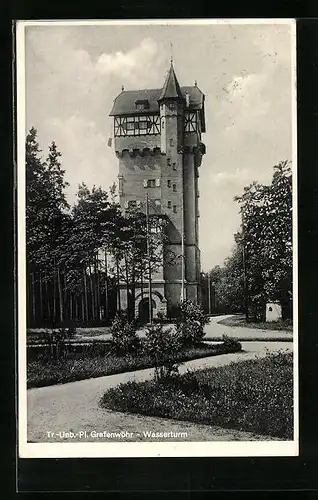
xmin=173 ymin=183 xmax=177 ymax=192
xmin=172 ymin=162 xmax=177 ymax=170
xmin=144 ymin=179 xmax=156 ymax=188
xmin=167 ymin=158 xmax=171 ymax=166
xmin=173 ymin=205 xmax=177 ymax=213
xmin=168 ymin=201 xmax=172 ymax=209
xmin=118 ymin=174 xmax=124 ymax=195
xmin=167 ymin=180 xmax=171 ymax=188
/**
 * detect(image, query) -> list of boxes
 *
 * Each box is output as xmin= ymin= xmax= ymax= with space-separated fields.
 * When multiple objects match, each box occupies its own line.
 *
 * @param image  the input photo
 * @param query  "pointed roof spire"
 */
xmin=158 ymin=60 xmax=184 ymax=102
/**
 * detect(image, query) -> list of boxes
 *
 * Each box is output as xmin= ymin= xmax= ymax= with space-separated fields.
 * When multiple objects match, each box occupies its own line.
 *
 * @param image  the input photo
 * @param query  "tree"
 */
xmin=68 ymin=183 xmax=118 ymax=324
xmin=143 ymin=322 xmax=184 ymax=380
xmin=208 ymin=240 xmax=245 ymax=314
xmin=25 ymin=129 xmax=70 ymax=326
xmin=235 ymin=161 xmax=292 ymax=320
xmin=107 ymin=206 xmax=167 ymax=320
xmin=44 ymin=141 xmax=70 ymax=325
xmin=176 ymin=300 xmax=209 ymax=345
xmin=208 ymin=161 xmax=292 ymax=321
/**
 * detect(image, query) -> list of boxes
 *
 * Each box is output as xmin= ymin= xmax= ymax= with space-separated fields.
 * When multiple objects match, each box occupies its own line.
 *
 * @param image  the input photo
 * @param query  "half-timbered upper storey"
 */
xmin=110 ymin=85 xmax=206 ymax=137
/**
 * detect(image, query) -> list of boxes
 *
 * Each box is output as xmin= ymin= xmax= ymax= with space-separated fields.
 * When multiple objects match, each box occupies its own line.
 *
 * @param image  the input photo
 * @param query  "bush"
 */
xmin=28 ymin=341 xmax=234 ymax=388
xmin=142 ymin=322 xmax=184 ymax=380
xmin=27 ymin=333 xmax=245 ymax=388
xmin=180 ymin=299 xmax=209 ymax=325
xmin=176 ymin=300 xmax=209 ymax=345
xmin=110 ymin=312 xmax=140 ymax=355
xmin=101 ymin=351 xmax=293 ymax=439
xmin=221 ymin=334 xmax=242 ymax=351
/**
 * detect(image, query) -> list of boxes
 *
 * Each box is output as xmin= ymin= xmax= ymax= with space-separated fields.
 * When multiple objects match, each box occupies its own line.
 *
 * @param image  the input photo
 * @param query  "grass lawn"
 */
xmin=76 ymin=327 xmax=110 ymax=337
xmin=27 ymin=341 xmax=240 ymax=389
xmin=27 ymin=326 xmax=110 ymax=342
xmin=100 ymin=351 xmax=293 ymax=440
xmin=218 ymin=314 xmax=293 ymax=332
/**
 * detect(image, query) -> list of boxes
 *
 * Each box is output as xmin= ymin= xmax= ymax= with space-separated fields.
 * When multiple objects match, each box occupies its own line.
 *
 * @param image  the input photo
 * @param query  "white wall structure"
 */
xmin=266 ymin=302 xmax=282 ymax=322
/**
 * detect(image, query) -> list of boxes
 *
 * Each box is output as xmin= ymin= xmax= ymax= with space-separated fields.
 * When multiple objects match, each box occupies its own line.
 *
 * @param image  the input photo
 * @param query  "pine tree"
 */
xmin=26 ymin=129 xmax=70 ymax=326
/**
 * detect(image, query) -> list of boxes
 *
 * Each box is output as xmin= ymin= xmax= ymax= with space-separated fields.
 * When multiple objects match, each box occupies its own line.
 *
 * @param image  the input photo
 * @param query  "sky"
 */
xmin=24 ymin=21 xmax=294 ymax=271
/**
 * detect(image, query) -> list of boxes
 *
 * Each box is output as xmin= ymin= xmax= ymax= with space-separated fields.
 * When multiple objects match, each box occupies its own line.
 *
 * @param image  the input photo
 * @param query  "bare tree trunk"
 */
xmin=88 ymin=260 xmax=95 ymax=321
xmin=116 ymin=257 xmax=121 ymax=312
xmin=57 ymin=264 xmax=63 ymax=325
xmin=27 ymin=269 xmax=30 ymax=325
xmin=75 ymin=295 xmax=78 ymax=321
xmin=44 ymin=270 xmax=51 ymax=323
xmin=83 ymin=267 xmax=88 ymax=323
xmin=140 ymin=260 xmax=144 ymax=300
xmin=53 ymin=257 xmax=57 ymax=325
xmin=124 ymin=252 xmax=130 ymax=316
xmin=81 ymin=293 xmax=85 ymax=323
xmin=39 ymin=269 xmax=43 ymax=323
xmin=131 ymin=261 xmax=136 ymax=320
xmin=95 ymin=253 xmax=100 ymax=320
xmin=63 ymin=269 xmax=67 ymax=322
xmin=31 ymin=271 xmax=36 ymax=326
xmin=70 ymin=293 xmax=73 ymax=321
xmin=104 ymin=249 xmax=109 ymax=322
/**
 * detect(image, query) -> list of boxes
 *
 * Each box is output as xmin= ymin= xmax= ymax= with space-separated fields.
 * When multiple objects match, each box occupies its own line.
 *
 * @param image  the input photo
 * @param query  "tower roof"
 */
xmin=158 ymin=62 xmax=184 ymax=102
xmin=110 ymin=86 xmax=204 ymax=116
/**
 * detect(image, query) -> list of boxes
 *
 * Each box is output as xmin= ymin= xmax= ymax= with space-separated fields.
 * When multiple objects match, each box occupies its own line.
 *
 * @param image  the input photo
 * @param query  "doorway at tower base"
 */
xmin=119 ymin=286 xmax=167 ymax=321
xmin=118 ymin=282 xmax=201 ymax=321
xmin=134 ymin=292 xmax=167 ymax=322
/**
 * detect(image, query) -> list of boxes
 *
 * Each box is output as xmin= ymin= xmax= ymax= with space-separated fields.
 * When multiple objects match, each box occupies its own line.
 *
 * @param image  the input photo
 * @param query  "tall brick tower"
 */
xmin=109 ymin=62 xmax=206 ymax=321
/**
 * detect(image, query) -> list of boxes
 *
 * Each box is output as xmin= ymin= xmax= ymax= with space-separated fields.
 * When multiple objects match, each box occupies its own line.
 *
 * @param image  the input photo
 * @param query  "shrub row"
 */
xmin=27 ymin=340 xmax=240 ymax=388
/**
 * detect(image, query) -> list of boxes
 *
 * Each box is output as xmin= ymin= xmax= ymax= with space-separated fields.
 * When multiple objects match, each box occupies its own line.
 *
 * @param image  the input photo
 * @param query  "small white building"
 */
xmin=266 ymin=302 xmax=282 ymax=322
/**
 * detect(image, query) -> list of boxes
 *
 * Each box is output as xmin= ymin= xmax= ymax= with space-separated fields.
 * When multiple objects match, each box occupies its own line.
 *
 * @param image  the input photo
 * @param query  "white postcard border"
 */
xmin=17 ymin=18 xmax=298 ymax=459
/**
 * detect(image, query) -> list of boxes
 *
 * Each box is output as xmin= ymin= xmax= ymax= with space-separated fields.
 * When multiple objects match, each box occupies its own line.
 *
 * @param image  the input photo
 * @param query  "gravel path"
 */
xmin=27 ymin=340 xmax=292 ymax=443
xmin=204 ymin=315 xmax=293 ymax=340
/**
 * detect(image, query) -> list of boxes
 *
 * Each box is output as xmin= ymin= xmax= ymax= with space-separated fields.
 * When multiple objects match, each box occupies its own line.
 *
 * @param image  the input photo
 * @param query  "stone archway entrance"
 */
xmin=138 ymin=297 xmax=156 ymax=324
xmin=135 ymin=290 xmax=167 ymax=323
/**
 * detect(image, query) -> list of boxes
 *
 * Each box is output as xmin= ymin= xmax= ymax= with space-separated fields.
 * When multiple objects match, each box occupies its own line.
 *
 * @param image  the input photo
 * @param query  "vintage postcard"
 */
xmin=17 ymin=19 xmax=298 ymax=458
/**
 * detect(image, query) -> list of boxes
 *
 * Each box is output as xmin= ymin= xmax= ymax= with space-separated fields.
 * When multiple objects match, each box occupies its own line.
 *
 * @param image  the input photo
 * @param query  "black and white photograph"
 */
xmin=17 ymin=19 xmax=297 ymax=458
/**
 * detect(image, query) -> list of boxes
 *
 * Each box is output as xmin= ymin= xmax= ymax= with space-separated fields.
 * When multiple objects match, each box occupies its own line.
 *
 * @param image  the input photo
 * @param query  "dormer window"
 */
xmin=135 ymin=99 xmax=149 ymax=111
